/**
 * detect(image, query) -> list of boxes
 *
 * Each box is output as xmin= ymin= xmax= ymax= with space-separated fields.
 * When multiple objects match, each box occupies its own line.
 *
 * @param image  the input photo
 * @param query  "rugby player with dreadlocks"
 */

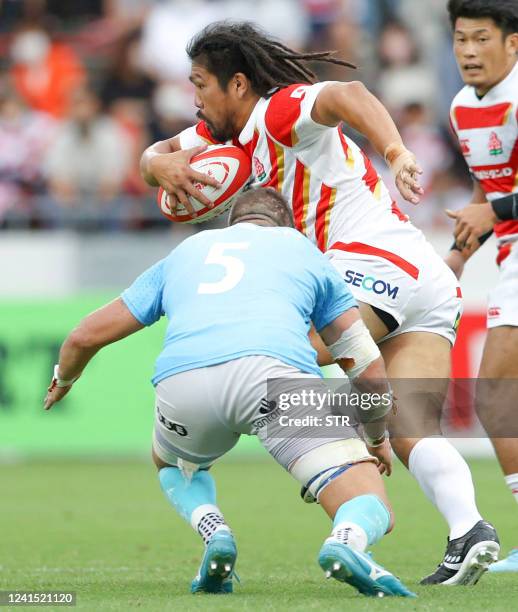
xmin=140 ymin=22 xmax=498 ymax=586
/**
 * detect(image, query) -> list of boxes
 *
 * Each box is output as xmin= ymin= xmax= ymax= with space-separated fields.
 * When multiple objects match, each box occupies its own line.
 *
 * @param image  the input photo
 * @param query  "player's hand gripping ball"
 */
xmin=157 ymin=144 xmax=252 ymax=224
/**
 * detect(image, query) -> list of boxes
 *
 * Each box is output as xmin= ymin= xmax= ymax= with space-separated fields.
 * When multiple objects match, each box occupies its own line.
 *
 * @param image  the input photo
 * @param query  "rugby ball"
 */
xmin=157 ymin=144 xmax=252 ymax=224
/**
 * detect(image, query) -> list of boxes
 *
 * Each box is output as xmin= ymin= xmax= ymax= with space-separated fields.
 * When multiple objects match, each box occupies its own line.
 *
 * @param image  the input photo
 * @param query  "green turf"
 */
xmin=1 ymin=457 xmax=516 ymax=610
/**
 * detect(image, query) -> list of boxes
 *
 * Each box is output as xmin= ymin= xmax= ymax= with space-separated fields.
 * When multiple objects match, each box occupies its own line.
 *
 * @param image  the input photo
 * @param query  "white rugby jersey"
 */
xmin=450 ymin=60 xmax=518 ymax=248
xmin=179 ymin=82 xmax=425 ymax=277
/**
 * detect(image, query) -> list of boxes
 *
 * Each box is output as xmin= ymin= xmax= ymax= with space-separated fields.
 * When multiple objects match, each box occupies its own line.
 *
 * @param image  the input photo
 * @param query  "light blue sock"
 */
xmin=159 ymin=467 xmax=229 ymax=544
xmin=331 ymin=495 xmax=390 ymax=551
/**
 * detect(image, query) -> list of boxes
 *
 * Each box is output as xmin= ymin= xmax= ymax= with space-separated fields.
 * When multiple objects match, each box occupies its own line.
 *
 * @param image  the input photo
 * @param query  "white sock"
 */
xmin=505 ymin=473 xmax=518 ymax=504
xmin=190 ymin=504 xmax=230 ymax=545
xmin=331 ymin=521 xmax=368 ymax=552
xmin=409 ymin=438 xmax=482 ymax=540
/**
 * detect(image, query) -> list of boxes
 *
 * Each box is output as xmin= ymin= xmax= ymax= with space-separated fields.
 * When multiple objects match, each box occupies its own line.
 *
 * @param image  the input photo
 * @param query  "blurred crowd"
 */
xmin=0 ymin=0 xmax=471 ymax=232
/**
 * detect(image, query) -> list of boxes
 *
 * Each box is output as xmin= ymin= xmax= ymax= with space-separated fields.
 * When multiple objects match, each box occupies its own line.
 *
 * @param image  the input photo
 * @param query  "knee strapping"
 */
xmin=289 ymin=439 xmax=376 ymax=503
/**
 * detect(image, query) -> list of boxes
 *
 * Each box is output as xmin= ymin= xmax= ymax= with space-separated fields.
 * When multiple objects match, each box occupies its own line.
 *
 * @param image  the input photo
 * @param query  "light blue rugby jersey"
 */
xmin=121 ymin=223 xmax=357 ymax=385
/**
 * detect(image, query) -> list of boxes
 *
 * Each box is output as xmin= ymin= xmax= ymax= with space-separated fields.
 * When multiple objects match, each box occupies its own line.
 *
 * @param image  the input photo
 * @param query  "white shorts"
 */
xmin=152 ymin=356 xmax=368 ymax=471
xmin=327 ymin=231 xmax=462 ymax=346
xmin=487 ymin=242 xmax=518 ymax=329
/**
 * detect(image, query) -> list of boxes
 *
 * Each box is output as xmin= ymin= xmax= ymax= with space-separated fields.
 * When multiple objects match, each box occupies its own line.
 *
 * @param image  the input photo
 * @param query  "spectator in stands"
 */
xmin=9 ymin=22 xmax=86 ymax=118
xmin=100 ymin=28 xmax=155 ymax=110
xmin=99 ymin=27 xmax=157 ymax=196
xmin=0 ymin=82 xmax=57 ymax=226
xmin=376 ymin=21 xmax=436 ymax=113
xmin=38 ymin=86 xmax=131 ymax=228
xmin=303 ymin=0 xmax=359 ymax=80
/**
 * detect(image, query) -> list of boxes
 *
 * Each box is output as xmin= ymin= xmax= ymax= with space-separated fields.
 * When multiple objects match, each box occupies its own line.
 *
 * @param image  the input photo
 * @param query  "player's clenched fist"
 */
xmin=148 ymin=145 xmax=220 ymax=215
xmin=385 ymin=143 xmax=424 ymax=205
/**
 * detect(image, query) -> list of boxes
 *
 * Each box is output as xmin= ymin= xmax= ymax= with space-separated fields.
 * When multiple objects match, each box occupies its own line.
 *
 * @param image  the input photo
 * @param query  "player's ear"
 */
xmin=233 ymin=72 xmax=251 ymax=99
xmin=506 ymin=32 xmax=518 ymax=56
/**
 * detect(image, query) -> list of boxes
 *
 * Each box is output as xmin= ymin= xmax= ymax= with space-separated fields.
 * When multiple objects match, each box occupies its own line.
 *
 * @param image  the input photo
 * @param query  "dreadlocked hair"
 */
xmin=187 ymin=21 xmax=356 ymax=98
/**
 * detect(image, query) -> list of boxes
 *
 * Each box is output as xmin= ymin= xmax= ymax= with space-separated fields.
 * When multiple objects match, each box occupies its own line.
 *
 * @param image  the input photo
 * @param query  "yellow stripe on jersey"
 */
xmin=291 ymin=125 xmax=299 ymax=147
xmin=373 ymin=178 xmax=382 ymax=200
xmin=274 ymin=141 xmax=285 ymax=191
xmin=301 ymin=166 xmax=311 ymax=235
xmin=346 ymin=147 xmax=355 ymax=170
xmin=323 ymin=188 xmax=337 ymax=250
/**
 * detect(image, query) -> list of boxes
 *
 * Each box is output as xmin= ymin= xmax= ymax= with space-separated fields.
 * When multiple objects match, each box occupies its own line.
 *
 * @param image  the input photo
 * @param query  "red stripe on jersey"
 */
xmin=456 ymin=287 xmax=463 ymax=298
xmin=497 ymin=243 xmax=513 ymax=266
xmin=338 ymin=128 xmax=349 ymax=157
xmin=338 ymin=128 xmax=357 ymax=169
xmin=292 ymin=159 xmax=306 ymax=231
xmin=195 ymin=121 xmax=221 ymax=145
xmin=361 ymin=150 xmax=379 ymax=193
xmin=329 ymin=241 xmax=420 ymax=280
xmin=455 ymin=103 xmax=513 ymax=130
xmin=315 ymin=184 xmax=334 ymax=252
xmin=265 ymin=84 xmax=305 ymax=148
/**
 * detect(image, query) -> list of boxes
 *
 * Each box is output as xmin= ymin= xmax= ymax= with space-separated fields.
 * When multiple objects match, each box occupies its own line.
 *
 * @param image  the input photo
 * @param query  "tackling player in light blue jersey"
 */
xmin=121 ymin=220 xmax=355 ymax=383
xmin=44 ymin=189 xmax=415 ymax=599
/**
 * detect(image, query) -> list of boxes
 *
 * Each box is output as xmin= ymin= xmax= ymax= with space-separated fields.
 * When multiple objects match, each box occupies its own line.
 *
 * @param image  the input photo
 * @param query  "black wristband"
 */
xmin=450 ymin=230 xmax=493 ymax=252
xmin=491 ymin=193 xmax=518 ymax=221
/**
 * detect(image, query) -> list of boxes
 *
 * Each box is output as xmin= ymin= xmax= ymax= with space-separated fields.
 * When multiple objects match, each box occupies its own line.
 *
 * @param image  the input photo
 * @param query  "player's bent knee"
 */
xmin=289 ymin=439 xmax=377 ymax=503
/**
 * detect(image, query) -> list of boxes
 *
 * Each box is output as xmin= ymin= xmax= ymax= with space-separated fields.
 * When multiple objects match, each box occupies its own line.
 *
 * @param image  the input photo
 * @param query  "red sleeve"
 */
xmin=264 ymin=84 xmax=307 ymax=147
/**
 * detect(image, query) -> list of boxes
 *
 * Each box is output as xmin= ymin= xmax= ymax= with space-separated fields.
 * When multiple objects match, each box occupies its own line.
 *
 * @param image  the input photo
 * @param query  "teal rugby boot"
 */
xmin=319 ymin=539 xmax=416 ymax=598
xmin=191 ymin=529 xmax=237 ymax=594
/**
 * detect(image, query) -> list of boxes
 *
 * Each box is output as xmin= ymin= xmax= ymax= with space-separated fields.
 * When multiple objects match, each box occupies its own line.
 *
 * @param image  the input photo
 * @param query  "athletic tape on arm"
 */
xmin=326 ymin=320 xmax=380 ymax=379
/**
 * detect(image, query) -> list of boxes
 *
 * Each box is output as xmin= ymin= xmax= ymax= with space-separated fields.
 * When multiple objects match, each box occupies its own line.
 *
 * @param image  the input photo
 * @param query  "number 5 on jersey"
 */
xmin=197 ymin=242 xmax=250 ymax=295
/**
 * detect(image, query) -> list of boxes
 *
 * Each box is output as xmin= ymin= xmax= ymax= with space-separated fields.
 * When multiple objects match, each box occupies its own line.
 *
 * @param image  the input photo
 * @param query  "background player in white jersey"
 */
xmin=43 ymin=189 xmax=415 ymax=598
xmin=445 ymin=0 xmax=518 ymax=573
xmin=140 ymin=22 xmax=498 ymax=585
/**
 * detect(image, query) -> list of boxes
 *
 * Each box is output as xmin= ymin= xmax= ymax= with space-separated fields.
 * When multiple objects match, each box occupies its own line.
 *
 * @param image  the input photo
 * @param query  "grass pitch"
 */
xmin=1 ymin=457 xmax=516 ymax=611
